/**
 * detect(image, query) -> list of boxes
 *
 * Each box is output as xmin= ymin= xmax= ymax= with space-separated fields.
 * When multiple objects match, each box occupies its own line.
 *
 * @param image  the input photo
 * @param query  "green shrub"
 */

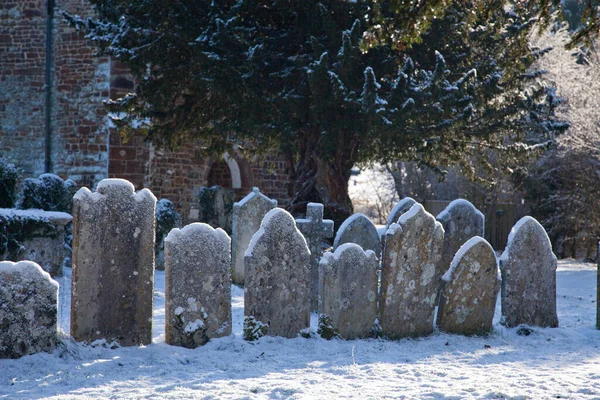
xmin=19 ymin=174 xmax=77 ymax=212
xmin=0 ymin=158 xmax=19 ymax=208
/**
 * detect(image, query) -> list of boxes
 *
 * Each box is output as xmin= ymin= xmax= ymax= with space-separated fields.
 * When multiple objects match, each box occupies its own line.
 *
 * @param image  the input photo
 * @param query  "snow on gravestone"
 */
xmin=436 ymin=199 xmax=485 ymax=276
xmin=0 ymin=261 xmax=58 ymax=359
xmin=380 ymin=204 xmax=444 ymax=339
xmin=436 ymin=236 xmax=501 ymax=335
xmin=231 ymin=188 xmax=277 ymax=285
xmin=385 ymin=197 xmax=417 ymax=228
xmin=296 ymin=203 xmax=334 ymax=311
xmin=71 ymin=179 xmax=156 ymax=346
xmin=333 ymin=213 xmax=381 ymax=258
xmin=499 ymin=216 xmax=559 ymax=328
xmin=164 ymin=223 xmax=231 ymax=348
xmin=319 ymin=244 xmax=378 ymax=339
xmin=244 ymin=208 xmax=311 ymax=338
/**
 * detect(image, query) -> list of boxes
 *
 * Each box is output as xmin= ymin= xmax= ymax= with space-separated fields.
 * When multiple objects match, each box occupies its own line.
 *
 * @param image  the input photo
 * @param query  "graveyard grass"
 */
xmin=1 ymin=260 xmax=599 ymax=399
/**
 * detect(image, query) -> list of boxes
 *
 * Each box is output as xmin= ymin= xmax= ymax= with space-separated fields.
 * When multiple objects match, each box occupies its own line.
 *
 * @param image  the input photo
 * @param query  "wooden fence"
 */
xmin=423 ymin=200 xmax=516 ymax=251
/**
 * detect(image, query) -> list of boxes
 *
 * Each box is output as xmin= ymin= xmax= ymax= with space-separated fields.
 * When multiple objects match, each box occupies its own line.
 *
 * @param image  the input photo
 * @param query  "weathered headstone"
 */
xmin=198 ymin=185 xmax=235 ymax=234
xmin=231 ymin=187 xmax=277 ymax=285
xmin=71 ymin=178 xmax=156 ymax=346
xmin=386 ymin=197 xmax=417 ymax=228
xmin=436 ymin=199 xmax=485 ymax=276
xmin=499 ymin=216 xmax=558 ymax=328
xmin=380 ymin=204 xmax=444 ymax=339
xmin=244 ymin=208 xmax=310 ymax=338
xmin=296 ymin=203 xmax=334 ymax=311
xmin=164 ymin=223 xmax=231 ymax=348
xmin=333 ymin=213 xmax=381 ymax=257
xmin=0 ymin=208 xmax=72 ymax=277
xmin=437 ymin=236 xmax=500 ymax=335
xmin=0 ymin=261 xmax=58 ymax=359
xmin=319 ymin=244 xmax=378 ymax=339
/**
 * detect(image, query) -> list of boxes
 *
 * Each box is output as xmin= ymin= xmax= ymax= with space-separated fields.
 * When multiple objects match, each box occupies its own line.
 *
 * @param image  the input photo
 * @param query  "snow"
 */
xmin=164 ymin=222 xmax=230 ymax=248
xmin=442 ymin=236 xmax=498 ymax=282
xmin=385 ymin=196 xmax=416 ymax=227
xmin=1 ymin=260 xmax=599 ymax=398
xmin=0 ymin=208 xmax=72 ymax=225
xmin=333 ymin=212 xmax=372 ymax=248
xmin=500 ymin=216 xmax=556 ymax=264
xmin=320 ymin=243 xmax=375 ymax=265
xmin=385 ymin=222 xmax=402 ymax=236
xmin=398 ymin=202 xmax=425 ymax=225
xmin=436 ymin=198 xmax=485 ymax=232
xmin=74 ymin=179 xmax=156 ymax=203
xmin=234 ymin=187 xmax=277 ymax=209
xmin=0 ymin=260 xmax=59 ymax=291
xmin=244 ymin=208 xmax=307 ymax=258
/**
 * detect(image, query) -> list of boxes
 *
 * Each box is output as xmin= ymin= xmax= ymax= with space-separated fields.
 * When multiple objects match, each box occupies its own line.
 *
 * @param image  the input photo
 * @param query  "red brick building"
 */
xmin=0 ymin=0 xmax=290 ymax=221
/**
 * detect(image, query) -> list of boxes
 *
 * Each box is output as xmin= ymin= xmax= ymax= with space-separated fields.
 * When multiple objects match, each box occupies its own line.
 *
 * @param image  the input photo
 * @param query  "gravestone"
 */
xmin=499 ymin=216 xmax=558 ymax=328
xmin=436 ymin=199 xmax=485 ymax=276
xmin=0 ymin=208 xmax=72 ymax=277
xmin=296 ymin=203 xmax=334 ymax=311
xmin=164 ymin=223 xmax=231 ymax=348
xmin=386 ymin=197 xmax=417 ymax=228
xmin=0 ymin=261 xmax=58 ymax=359
xmin=380 ymin=204 xmax=444 ymax=339
xmin=231 ymin=187 xmax=277 ymax=285
xmin=333 ymin=213 xmax=381 ymax=257
xmin=244 ymin=208 xmax=311 ymax=338
xmin=71 ymin=178 xmax=156 ymax=346
xmin=198 ymin=185 xmax=235 ymax=234
xmin=319 ymin=244 xmax=378 ymax=339
xmin=437 ymin=236 xmax=500 ymax=335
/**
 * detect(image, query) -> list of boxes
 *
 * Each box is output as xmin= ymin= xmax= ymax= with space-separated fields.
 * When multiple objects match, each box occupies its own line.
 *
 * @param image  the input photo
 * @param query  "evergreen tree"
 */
xmin=65 ymin=0 xmax=567 ymax=224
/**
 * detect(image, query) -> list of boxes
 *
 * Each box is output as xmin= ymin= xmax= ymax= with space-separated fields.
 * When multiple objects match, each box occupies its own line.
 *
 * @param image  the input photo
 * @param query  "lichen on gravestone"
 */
xmin=244 ymin=208 xmax=311 ymax=338
xmin=71 ymin=178 xmax=156 ymax=346
xmin=164 ymin=223 xmax=232 ymax=348
xmin=380 ymin=203 xmax=444 ymax=339
xmin=499 ymin=216 xmax=559 ymax=328
xmin=0 ymin=261 xmax=58 ymax=359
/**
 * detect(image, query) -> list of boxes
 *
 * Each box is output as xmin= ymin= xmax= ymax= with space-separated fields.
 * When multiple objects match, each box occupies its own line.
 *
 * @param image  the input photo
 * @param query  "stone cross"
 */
xmin=296 ymin=203 xmax=334 ymax=311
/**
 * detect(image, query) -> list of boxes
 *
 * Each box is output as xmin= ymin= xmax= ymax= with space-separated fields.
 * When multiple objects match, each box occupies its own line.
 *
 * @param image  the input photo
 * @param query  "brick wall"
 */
xmin=53 ymin=0 xmax=109 ymax=188
xmin=1 ymin=0 xmax=292 ymax=220
xmin=0 ymin=1 xmax=47 ymax=176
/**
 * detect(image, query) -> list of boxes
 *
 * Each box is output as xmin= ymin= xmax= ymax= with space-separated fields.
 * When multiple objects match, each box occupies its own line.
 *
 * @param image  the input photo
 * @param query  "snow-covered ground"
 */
xmin=1 ymin=260 xmax=599 ymax=399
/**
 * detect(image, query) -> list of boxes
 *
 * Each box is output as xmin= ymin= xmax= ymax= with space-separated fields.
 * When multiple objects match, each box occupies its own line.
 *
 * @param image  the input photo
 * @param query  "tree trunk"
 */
xmin=286 ymin=135 xmax=354 ymax=231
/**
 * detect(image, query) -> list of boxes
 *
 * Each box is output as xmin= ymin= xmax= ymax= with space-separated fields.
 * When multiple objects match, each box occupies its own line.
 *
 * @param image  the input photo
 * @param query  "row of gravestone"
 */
xmin=0 ymin=178 xmax=558 ymax=357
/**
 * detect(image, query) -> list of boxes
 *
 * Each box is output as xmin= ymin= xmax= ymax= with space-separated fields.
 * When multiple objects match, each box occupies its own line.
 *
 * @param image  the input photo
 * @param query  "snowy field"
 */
xmin=1 ymin=260 xmax=599 ymax=400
